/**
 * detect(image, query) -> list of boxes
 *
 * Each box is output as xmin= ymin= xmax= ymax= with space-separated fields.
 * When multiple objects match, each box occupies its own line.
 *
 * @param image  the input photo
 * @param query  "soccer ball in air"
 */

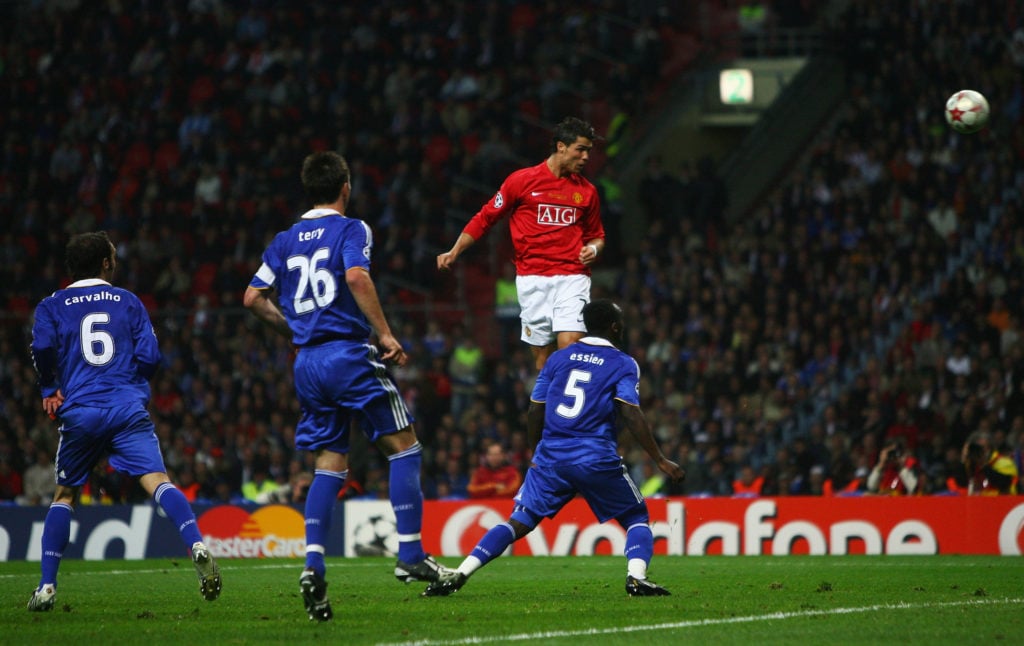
xmin=944 ymin=90 xmax=990 ymax=134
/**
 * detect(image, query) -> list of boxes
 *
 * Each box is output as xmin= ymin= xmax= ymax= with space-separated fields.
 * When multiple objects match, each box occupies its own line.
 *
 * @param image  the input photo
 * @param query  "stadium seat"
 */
xmin=153 ymin=142 xmax=181 ymax=176
xmin=192 ymin=262 xmax=219 ymax=302
xmin=120 ymin=141 xmax=152 ymax=176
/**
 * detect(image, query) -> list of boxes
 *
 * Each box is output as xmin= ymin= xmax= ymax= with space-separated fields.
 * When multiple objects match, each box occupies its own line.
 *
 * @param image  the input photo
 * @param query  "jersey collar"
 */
xmin=579 ymin=336 xmax=614 ymax=347
xmin=67 ymin=278 xmax=112 ymax=288
xmin=541 ymin=159 xmax=580 ymax=183
xmin=301 ymin=208 xmax=343 ymax=219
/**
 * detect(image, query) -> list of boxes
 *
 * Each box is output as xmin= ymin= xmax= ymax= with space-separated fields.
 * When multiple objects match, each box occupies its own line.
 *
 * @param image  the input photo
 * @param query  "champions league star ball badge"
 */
xmin=352 ymin=514 xmax=398 ymax=556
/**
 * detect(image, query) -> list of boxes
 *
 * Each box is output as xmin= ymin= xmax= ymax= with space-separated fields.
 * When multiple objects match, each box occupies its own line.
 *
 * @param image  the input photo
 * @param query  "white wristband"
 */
xmin=586 ymin=244 xmax=599 ymax=256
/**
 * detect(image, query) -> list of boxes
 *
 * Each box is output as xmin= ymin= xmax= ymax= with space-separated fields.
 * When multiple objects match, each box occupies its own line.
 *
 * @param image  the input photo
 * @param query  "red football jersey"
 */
xmin=463 ymin=161 xmax=604 ymax=276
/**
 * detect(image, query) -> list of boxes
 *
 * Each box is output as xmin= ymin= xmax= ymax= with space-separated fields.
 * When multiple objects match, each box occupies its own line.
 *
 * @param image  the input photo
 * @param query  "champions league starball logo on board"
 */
xmin=197 ymin=505 xmax=305 ymax=558
xmin=344 ymin=500 xmax=403 ymax=557
xmin=351 ymin=514 xmax=399 ymax=556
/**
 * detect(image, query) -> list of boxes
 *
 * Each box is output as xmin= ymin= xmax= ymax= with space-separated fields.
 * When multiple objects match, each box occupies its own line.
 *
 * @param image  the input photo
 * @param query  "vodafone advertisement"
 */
xmin=0 ymin=503 xmax=343 ymax=562
xmin=346 ymin=497 xmax=1024 ymax=557
xmin=4 ymin=497 xmax=1023 ymax=561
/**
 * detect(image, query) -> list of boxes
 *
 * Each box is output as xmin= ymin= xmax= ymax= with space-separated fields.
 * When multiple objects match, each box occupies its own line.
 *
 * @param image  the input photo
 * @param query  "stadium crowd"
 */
xmin=1 ymin=0 xmax=1021 ymax=507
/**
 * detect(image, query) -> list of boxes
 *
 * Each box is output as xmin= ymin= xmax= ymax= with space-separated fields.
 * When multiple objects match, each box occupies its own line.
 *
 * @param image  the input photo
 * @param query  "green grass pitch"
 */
xmin=3 ymin=555 xmax=1022 ymax=645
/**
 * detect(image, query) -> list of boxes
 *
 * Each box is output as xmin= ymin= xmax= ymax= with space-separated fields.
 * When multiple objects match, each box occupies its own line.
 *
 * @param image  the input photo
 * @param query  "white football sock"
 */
xmin=627 ymin=558 xmax=648 ymax=579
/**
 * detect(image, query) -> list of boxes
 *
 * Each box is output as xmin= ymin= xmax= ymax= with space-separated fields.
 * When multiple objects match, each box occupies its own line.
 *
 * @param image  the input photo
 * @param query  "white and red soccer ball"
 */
xmin=944 ymin=89 xmax=990 ymax=134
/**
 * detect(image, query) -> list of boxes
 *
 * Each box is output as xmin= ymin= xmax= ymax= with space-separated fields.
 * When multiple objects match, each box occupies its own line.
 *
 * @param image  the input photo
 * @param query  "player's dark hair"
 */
xmin=582 ymin=299 xmax=623 ymax=340
xmin=301 ymin=151 xmax=350 ymax=205
xmin=550 ymin=117 xmax=598 ymax=153
xmin=65 ymin=231 xmax=113 ymax=280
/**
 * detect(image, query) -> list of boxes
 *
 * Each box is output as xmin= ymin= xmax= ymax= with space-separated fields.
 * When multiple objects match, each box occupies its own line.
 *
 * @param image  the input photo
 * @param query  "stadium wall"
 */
xmin=349 ymin=497 xmax=1024 ymax=558
xmin=4 ymin=498 xmax=1021 ymax=561
xmin=0 ymin=502 xmax=343 ymax=562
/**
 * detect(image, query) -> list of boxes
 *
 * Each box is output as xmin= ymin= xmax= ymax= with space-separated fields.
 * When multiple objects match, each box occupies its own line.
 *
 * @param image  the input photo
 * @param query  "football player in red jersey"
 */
xmin=437 ymin=117 xmax=606 ymax=370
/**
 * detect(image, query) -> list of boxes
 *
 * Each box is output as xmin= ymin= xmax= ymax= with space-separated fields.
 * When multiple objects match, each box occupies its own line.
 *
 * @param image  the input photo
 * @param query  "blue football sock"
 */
xmin=624 ymin=522 xmax=654 ymax=565
xmin=388 ymin=442 xmax=426 ymax=563
xmin=154 ymin=482 xmax=203 ymax=548
xmin=39 ymin=502 xmax=73 ymax=589
xmin=470 ymin=522 xmax=517 ymax=567
xmin=304 ymin=469 xmax=346 ymax=577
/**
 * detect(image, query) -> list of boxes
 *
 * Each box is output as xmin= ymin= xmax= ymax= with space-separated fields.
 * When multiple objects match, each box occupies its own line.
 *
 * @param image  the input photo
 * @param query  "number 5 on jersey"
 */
xmin=556 ymin=369 xmax=591 ymax=418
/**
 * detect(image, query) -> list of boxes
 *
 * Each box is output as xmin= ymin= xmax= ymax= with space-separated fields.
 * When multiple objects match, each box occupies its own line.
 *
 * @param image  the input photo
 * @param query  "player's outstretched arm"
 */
xmin=243 ymin=286 xmax=292 ymax=339
xmin=618 ymin=402 xmax=685 ymax=483
xmin=437 ymin=232 xmax=476 ymax=271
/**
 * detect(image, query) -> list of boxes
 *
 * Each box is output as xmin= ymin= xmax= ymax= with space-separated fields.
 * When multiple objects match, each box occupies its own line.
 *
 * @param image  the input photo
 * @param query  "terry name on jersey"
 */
xmin=298 ymin=227 xmax=324 ymax=242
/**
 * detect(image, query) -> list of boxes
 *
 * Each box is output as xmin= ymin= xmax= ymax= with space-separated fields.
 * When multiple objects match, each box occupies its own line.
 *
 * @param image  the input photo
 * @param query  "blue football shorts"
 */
xmin=514 ymin=457 xmax=646 ymax=523
xmin=55 ymin=402 xmax=166 ymax=487
xmin=293 ymin=341 xmax=414 ymax=453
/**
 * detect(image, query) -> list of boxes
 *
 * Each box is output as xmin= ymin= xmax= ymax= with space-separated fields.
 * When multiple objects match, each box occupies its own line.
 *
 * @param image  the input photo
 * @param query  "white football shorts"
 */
xmin=515 ymin=274 xmax=591 ymax=346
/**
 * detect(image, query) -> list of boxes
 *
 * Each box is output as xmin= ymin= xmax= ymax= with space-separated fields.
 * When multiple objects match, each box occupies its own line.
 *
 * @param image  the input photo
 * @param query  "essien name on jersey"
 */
xmin=569 ymin=351 xmax=605 ymax=366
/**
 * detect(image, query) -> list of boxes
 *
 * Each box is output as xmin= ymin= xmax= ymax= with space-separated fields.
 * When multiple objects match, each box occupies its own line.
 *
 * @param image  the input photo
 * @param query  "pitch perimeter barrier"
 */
xmin=348 ymin=496 xmax=1024 ymax=557
xmin=0 ymin=502 xmax=344 ymax=561
xmin=5 ymin=497 xmax=1022 ymax=561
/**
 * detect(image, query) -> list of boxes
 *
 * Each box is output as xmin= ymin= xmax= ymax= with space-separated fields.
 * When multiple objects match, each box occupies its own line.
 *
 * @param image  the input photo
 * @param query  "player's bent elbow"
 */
xmin=345 ymin=267 xmax=374 ymax=291
xmin=242 ymin=286 xmax=264 ymax=309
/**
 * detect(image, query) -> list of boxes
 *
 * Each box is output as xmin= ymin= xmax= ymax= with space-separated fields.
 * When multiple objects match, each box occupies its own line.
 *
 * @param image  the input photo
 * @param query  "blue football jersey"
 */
xmin=530 ymin=336 xmax=641 ymax=466
xmin=31 ymin=279 xmax=161 ymax=409
xmin=249 ymin=209 xmax=374 ymax=346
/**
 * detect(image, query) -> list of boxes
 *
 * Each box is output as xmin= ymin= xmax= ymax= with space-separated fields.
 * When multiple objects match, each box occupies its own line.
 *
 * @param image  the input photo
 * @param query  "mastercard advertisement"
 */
xmin=196 ymin=504 xmax=306 ymax=558
xmin=3 ymin=497 xmax=1021 ymax=563
xmin=0 ymin=502 xmax=338 ymax=562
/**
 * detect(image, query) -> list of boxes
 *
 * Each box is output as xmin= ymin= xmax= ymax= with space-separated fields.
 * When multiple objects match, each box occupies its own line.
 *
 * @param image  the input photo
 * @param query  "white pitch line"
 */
xmin=376 ymin=597 xmax=1024 ymax=646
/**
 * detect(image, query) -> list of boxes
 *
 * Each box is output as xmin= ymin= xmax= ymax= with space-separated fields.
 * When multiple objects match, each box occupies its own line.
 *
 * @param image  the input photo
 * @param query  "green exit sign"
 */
xmin=720 ymin=69 xmax=753 ymax=105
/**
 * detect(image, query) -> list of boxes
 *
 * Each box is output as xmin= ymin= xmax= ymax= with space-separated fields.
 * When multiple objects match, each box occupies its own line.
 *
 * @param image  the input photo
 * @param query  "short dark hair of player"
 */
xmin=301 ymin=151 xmax=350 ymax=205
xmin=582 ymin=299 xmax=624 ymax=343
xmin=550 ymin=117 xmax=597 ymax=153
xmin=66 ymin=231 xmax=113 ymax=281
